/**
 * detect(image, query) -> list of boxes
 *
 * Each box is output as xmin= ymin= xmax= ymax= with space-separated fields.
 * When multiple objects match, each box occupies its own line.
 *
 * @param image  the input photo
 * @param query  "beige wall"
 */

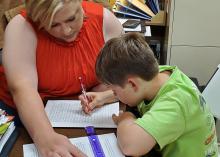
xmin=166 ymin=0 xmax=220 ymax=86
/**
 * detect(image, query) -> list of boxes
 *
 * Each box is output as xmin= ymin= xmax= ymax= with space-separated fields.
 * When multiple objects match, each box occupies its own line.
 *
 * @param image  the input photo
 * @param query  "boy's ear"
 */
xmin=127 ymin=77 xmax=138 ymax=91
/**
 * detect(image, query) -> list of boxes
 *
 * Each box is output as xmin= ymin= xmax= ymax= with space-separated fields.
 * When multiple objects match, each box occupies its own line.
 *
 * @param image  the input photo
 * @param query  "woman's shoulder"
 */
xmin=82 ymin=1 xmax=103 ymax=17
xmin=5 ymin=14 xmax=35 ymax=36
xmin=4 ymin=14 xmax=37 ymax=47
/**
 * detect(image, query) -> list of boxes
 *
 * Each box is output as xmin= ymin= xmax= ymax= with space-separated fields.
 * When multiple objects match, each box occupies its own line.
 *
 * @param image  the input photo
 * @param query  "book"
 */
xmin=23 ymin=133 xmax=125 ymax=157
xmin=45 ymin=100 xmax=119 ymax=128
xmin=146 ymin=0 xmax=160 ymax=14
xmin=113 ymin=0 xmax=160 ymax=20
xmin=0 ymin=109 xmax=19 ymax=157
xmin=113 ymin=1 xmax=151 ymax=20
xmin=118 ymin=18 xmax=151 ymax=35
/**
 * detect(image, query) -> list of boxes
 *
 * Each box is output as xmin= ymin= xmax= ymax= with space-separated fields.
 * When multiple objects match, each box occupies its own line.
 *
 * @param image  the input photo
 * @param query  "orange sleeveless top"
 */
xmin=0 ymin=2 xmax=104 ymax=108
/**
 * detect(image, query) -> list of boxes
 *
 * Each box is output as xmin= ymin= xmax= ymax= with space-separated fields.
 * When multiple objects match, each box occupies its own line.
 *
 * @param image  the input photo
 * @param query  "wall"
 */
xmin=166 ymin=0 xmax=220 ymax=86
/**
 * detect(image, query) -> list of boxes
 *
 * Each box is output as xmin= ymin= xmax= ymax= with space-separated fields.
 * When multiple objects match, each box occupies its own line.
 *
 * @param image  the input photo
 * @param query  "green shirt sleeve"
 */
xmin=135 ymin=96 xmax=186 ymax=149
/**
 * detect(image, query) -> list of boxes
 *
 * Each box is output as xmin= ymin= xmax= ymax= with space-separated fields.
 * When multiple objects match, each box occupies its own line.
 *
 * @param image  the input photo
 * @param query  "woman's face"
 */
xmin=46 ymin=1 xmax=84 ymax=42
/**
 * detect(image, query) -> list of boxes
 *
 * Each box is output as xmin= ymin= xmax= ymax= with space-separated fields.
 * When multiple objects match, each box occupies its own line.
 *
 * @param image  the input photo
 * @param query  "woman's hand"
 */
xmin=79 ymin=90 xmax=117 ymax=114
xmin=35 ymin=131 xmax=87 ymax=157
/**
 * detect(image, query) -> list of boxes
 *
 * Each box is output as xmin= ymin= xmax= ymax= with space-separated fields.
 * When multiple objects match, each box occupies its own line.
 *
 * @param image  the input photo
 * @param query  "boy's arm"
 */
xmin=112 ymin=112 xmax=156 ymax=156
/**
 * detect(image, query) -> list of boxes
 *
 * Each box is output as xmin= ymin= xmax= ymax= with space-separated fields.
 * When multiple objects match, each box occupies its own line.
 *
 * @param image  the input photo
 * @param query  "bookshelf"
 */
xmin=144 ymin=0 xmax=168 ymax=26
xmin=144 ymin=0 xmax=169 ymax=64
xmin=111 ymin=0 xmax=169 ymax=64
xmin=110 ymin=0 xmax=170 ymax=64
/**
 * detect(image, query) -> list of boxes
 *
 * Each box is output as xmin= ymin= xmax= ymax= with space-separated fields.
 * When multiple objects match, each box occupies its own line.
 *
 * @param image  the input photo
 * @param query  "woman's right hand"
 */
xmin=35 ymin=131 xmax=87 ymax=157
xmin=79 ymin=90 xmax=116 ymax=114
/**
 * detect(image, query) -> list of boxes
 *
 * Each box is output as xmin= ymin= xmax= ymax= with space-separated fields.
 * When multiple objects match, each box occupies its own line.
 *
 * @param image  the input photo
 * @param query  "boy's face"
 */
xmin=108 ymin=81 xmax=142 ymax=107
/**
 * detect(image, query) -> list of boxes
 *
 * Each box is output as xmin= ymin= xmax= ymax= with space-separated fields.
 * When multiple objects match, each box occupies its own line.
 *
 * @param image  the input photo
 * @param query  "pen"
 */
xmin=78 ymin=77 xmax=90 ymax=109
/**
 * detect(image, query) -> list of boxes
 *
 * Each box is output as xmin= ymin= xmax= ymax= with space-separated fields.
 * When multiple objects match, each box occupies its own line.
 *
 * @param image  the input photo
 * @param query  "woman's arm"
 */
xmin=3 ymin=15 xmax=49 ymax=139
xmin=103 ymin=8 xmax=124 ymax=42
xmin=3 ymin=15 xmax=85 ymax=157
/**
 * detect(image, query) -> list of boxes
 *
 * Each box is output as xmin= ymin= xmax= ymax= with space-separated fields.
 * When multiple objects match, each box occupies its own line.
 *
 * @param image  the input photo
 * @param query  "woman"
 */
xmin=0 ymin=0 xmax=122 ymax=156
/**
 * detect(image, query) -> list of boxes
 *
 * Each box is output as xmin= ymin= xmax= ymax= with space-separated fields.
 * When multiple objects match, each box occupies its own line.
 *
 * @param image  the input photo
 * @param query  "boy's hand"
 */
xmin=35 ymin=131 xmax=87 ymax=157
xmin=112 ymin=111 xmax=136 ymax=125
xmin=79 ymin=92 xmax=106 ymax=114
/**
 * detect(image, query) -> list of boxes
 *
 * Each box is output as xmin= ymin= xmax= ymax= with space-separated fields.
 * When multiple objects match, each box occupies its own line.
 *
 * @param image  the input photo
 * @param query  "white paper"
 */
xmin=144 ymin=26 xmax=151 ymax=37
xmin=45 ymin=100 xmax=119 ymax=128
xmin=23 ymin=133 xmax=125 ymax=157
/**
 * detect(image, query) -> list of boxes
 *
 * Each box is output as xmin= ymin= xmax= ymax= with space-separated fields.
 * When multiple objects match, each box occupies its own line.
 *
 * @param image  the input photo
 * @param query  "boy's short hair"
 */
xmin=96 ymin=32 xmax=159 ymax=87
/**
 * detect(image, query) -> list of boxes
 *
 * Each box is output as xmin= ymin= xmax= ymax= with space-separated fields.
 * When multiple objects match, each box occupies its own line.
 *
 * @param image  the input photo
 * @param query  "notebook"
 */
xmin=23 ymin=133 xmax=125 ymax=157
xmin=45 ymin=100 xmax=119 ymax=128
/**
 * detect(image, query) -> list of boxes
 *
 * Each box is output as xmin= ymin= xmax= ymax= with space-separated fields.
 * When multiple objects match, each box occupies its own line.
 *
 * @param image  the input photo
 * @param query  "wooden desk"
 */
xmin=9 ymin=127 xmax=117 ymax=157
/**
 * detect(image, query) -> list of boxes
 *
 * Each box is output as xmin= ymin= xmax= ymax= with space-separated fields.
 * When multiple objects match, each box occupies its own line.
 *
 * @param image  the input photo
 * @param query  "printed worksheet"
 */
xmin=23 ymin=133 xmax=125 ymax=157
xmin=45 ymin=100 xmax=119 ymax=128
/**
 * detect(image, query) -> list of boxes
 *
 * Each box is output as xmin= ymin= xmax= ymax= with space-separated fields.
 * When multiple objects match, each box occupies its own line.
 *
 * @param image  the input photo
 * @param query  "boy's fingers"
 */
xmin=112 ymin=114 xmax=118 ymax=124
xmin=83 ymin=106 xmax=90 ymax=114
xmin=119 ymin=110 xmax=123 ymax=114
xmin=88 ymin=102 xmax=96 ymax=111
xmin=81 ymin=103 xmax=90 ymax=114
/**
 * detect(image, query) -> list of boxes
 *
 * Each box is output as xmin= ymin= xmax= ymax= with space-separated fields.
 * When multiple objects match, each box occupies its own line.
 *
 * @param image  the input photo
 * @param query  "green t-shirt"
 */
xmin=135 ymin=65 xmax=218 ymax=157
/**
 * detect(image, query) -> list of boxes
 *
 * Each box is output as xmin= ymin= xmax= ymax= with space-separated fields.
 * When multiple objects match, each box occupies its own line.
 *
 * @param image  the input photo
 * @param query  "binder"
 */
xmin=0 ymin=108 xmax=19 ymax=156
xmin=127 ymin=0 xmax=155 ymax=17
xmin=0 ymin=128 xmax=19 ymax=157
xmin=113 ymin=2 xmax=151 ymax=20
xmin=112 ymin=0 xmax=160 ymax=20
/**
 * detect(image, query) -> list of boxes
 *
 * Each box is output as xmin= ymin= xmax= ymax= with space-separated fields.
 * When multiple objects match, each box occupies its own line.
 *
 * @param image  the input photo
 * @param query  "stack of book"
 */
xmin=112 ymin=0 xmax=160 ymax=20
xmin=0 ymin=109 xmax=18 ymax=157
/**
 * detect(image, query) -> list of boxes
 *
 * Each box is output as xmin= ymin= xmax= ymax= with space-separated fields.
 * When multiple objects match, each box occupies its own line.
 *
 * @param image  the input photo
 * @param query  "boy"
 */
xmin=95 ymin=32 xmax=218 ymax=157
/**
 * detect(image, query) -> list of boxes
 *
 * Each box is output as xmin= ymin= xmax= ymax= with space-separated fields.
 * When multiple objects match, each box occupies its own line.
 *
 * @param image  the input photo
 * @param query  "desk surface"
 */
xmin=9 ymin=103 xmax=126 ymax=157
xmin=9 ymin=127 xmax=117 ymax=157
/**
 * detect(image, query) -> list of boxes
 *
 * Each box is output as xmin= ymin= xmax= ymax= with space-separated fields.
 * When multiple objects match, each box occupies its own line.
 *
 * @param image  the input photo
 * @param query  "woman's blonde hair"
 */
xmin=25 ymin=0 xmax=75 ymax=29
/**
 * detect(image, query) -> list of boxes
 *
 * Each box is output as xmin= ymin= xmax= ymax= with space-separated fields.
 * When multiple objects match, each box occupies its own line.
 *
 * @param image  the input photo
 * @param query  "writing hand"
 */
xmin=79 ymin=92 xmax=107 ymax=114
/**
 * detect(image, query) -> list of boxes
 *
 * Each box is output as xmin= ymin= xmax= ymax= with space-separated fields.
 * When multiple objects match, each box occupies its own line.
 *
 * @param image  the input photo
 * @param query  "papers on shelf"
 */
xmin=45 ymin=100 xmax=119 ymax=128
xmin=23 ymin=133 xmax=125 ymax=157
xmin=145 ymin=25 xmax=151 ymax=36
